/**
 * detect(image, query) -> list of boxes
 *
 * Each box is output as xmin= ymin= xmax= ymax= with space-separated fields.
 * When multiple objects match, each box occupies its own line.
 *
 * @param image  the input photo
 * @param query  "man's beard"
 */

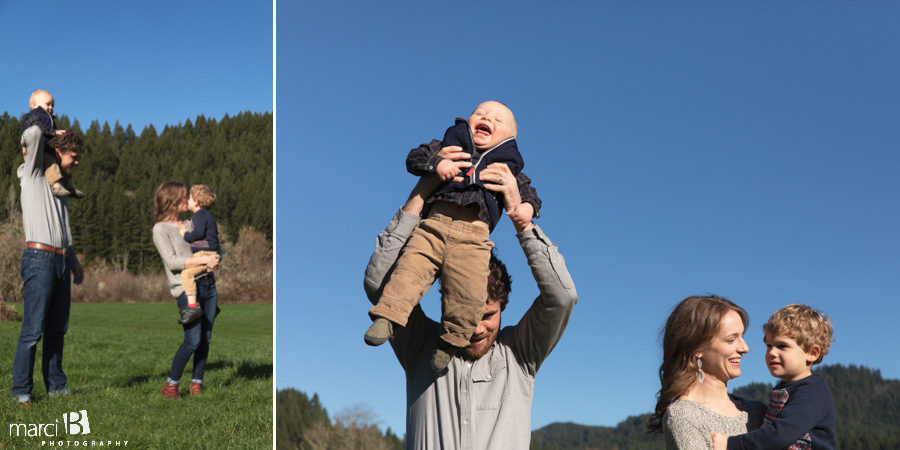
xmin=462 ymin=331 xmax=497 ymax=360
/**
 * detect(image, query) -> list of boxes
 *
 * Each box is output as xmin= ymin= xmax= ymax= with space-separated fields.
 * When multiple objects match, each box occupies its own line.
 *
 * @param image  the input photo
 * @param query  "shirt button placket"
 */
xmin=460 ymin=363 xmax=473 ymax=450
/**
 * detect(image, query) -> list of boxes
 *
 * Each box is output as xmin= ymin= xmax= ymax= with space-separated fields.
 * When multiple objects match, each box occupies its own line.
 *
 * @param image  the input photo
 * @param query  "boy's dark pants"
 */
xmin=181 ymin=251 xmax=219 ymax=297
xmin=369 ymin=213 xmax=493 ymax=348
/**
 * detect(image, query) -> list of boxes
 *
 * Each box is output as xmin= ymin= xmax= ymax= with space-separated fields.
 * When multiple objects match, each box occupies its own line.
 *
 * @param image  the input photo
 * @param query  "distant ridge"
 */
xmin=275 ymin=364 xmax=900 ymax=449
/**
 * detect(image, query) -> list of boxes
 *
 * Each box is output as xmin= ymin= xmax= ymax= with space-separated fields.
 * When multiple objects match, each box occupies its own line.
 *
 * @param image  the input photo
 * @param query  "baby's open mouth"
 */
xmin=475 ymin=123 xmax=492 ymax=135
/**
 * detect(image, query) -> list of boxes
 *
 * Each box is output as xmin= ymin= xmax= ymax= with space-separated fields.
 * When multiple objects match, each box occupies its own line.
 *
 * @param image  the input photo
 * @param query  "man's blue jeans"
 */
xmin=168 ymin=275 xmax=218 ymax=383
xmin=12 ymin=248 xmax=71 ymax=398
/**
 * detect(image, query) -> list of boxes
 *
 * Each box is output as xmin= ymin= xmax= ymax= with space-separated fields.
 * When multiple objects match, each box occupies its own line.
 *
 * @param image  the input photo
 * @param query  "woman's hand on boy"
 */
xmin=710 ymin=431 xmax=727 ymax=450
xmin=204 ymin=253 xmax=220 ymax=272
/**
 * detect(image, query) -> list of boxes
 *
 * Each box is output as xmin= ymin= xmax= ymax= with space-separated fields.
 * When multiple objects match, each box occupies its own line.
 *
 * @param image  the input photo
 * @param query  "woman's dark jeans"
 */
xmin=168 ymin=275 xmax=218 ymax=383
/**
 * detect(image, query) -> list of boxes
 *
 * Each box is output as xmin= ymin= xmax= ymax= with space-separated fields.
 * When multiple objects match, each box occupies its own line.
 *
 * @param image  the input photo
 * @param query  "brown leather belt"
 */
xmin=26 ymin=242 xmax=67 ymax=256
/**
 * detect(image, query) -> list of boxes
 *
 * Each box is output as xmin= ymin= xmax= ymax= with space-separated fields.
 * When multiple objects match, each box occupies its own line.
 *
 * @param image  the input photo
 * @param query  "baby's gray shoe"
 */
xmin=364 ymin=318 xmax=393 ymax=346
xmin=431 ymin=343 xmax=457 ymax=372
xmin=179 ymin=306 xmax=203 ymax=325
xmin=51 ymin=184 xmax=73 ymax=198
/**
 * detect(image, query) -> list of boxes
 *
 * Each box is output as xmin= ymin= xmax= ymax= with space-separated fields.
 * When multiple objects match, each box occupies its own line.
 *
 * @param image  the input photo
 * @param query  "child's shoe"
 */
xmin=66 ymin=181 xmax=85 ymax=199
xmin=52 ymin=178 xmax=85 ymax=198
xmin=160 ymin=382 xmax=179 ymax=399
xmin=179 ymin=306 xmax=203 ymax=325
xmin=51 ymin=183 xmax=73 ymax=198
xmin=431 ymin=342 xmax=458 ymax=372
xmin=364 ymin=318 xmax=394 ymax=346
xmin=190 ymin=382 xmax=203 ymax=396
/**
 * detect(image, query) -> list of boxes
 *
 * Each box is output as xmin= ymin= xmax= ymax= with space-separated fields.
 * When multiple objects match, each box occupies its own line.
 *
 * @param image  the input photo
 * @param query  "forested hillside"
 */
xmin=276 ymin=365 xmax=900 ymax=449
xmin=277 ymin=389 xmax=404 ymax=450
xmin=0 ymin=111 xmax=272 ymax=274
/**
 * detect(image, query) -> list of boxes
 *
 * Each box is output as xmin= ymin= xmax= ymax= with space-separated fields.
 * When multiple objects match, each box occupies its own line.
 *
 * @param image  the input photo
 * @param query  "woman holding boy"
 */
xmin=152 ymin=181 xmax=221 ymax=398
xmin=647 ymin=295 xmax=766 ymax=449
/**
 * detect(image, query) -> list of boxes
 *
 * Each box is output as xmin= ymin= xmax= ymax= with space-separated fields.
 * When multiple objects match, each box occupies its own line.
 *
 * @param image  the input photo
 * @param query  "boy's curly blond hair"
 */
xmin=763 ymin=304 xmax=833 ymax=364
xmin=190 ymin=185 xmax=216 ymax=209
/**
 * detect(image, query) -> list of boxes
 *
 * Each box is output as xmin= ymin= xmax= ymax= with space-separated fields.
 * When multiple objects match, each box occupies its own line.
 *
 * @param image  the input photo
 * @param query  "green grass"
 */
xmin=0 ymin=302 xmax=272 ymax=449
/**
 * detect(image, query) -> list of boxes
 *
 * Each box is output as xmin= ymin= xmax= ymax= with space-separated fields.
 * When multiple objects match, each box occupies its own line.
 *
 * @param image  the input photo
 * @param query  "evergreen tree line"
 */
xmin=276 ymin=389 xmax=404 ymax=450
xmin=276 ymin=364 xmax=900 ymax=450
xmin=0 ymin=110 xmax=272 ymax=274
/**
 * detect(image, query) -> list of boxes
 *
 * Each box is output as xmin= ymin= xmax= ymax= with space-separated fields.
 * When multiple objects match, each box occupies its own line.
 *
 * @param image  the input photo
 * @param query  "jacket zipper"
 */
xmin=466 ymin=126 xmax=514 ymax=184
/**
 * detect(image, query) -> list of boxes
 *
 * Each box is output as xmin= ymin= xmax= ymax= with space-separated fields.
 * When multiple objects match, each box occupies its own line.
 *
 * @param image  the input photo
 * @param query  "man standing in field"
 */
xmin=11 ymin=126 xmax=85 ymax=407
xmin=363 ymin=145 xmax=578 ymax=449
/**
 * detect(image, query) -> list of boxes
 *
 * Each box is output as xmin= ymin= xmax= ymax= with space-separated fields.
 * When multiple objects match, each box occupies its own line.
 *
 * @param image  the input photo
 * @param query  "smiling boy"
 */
xmin=19 ymin=89 xmax=84 ymax=198
xmin=712 ymin=304 xmax=836 ymax=450
xmin=365 ymin=101 xmax=540 ymax=371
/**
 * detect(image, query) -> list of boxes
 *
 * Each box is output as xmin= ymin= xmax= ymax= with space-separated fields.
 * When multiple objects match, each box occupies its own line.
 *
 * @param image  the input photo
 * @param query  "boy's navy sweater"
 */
xmin=182 ymin=208 xmax=220 ymax=253
xmin=405 ymin=119 xmax=524 ymax=231
xmin=727 ymin=373 xmax=836 ymax=450
xmin=21 ymin=107 xmax=56 ymax=137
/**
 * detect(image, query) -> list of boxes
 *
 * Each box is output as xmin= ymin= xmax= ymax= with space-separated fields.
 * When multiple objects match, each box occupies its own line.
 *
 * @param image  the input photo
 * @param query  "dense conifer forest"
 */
xmin=0 ymin=111 xmax=272 ymax=274
xmin=277 ymin=364 xmax=900 ymax=449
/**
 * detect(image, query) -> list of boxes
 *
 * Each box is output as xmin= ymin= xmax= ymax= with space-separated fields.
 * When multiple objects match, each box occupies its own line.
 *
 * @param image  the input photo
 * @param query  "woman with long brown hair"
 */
xmin=152 ymin=181 xmax=221 ymax=398
xmin=647 ymin=295 xmax=766 ymax=449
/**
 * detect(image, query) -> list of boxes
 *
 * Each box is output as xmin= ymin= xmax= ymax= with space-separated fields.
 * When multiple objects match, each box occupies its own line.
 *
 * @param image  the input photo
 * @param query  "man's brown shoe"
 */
xmin=160 ymin=382 xmax=179 ymax=399
xmin=190 ymin=382 xmax=203 ymax=396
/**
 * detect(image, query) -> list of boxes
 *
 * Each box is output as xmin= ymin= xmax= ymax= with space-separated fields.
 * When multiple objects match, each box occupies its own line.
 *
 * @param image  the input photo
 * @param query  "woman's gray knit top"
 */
xmin=662 ymin=398 xmax=766 ymax=450
xmin=152 ymin=221 xmax=208 ymax=298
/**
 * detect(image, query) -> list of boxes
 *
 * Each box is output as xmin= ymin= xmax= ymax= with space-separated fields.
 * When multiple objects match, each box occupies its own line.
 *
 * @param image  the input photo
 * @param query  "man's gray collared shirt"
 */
xmin=364 ymin=210 xmax=577 ymax=449
xmin=18 ymin=126 xmax=73 ymax=249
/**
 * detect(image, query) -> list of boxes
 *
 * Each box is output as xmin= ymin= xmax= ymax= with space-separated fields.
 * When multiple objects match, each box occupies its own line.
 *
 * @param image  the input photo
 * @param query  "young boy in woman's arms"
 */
xmin=712 ymin=304 xmax=836 ymax=450
xmin=177 ymin=185 xmax=221 ymax=325
xmin=364 ymin=100 xmax=540 ymax=371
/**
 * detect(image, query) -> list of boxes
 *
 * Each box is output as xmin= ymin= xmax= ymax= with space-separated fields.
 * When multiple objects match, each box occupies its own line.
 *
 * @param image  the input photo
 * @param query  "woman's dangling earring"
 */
xmin=697 ymin=359 xmax=705 ymax=384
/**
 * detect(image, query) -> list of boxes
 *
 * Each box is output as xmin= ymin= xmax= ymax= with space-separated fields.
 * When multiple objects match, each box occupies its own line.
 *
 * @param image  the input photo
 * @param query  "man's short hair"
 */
xmin=763 ymin=304 xmax=833 ymax=364
xmin=47 ymin=131 xmax=84 ymax=153
xmin=488 ymin=252 xmax=512 ymax=311
xmin=190 ymin=185 xmax=217 ymax=209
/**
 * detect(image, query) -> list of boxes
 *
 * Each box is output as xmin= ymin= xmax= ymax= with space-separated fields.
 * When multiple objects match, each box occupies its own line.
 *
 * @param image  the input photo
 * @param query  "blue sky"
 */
xmin=277 ymin=1 xmax=900 ymax=436
xmin=0 ymin=1 xmax=272 ymax=132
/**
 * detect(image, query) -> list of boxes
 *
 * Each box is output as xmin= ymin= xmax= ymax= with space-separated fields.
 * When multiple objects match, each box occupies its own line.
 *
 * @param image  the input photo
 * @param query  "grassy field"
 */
xmin=0 ymin=302 xmax=272 ymax=449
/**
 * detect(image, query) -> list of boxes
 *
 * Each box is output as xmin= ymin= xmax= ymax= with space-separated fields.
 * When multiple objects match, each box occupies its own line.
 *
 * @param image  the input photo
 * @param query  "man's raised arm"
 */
xmin=512 ymin=225 xmax=577 ymax=375
xmin=363 ymin=175 xmax=440 ymax=304
xmin=21 ymin=126 xmax=46 ymax=177
xmin=481 ymin=162 xmax=577 ymax=375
